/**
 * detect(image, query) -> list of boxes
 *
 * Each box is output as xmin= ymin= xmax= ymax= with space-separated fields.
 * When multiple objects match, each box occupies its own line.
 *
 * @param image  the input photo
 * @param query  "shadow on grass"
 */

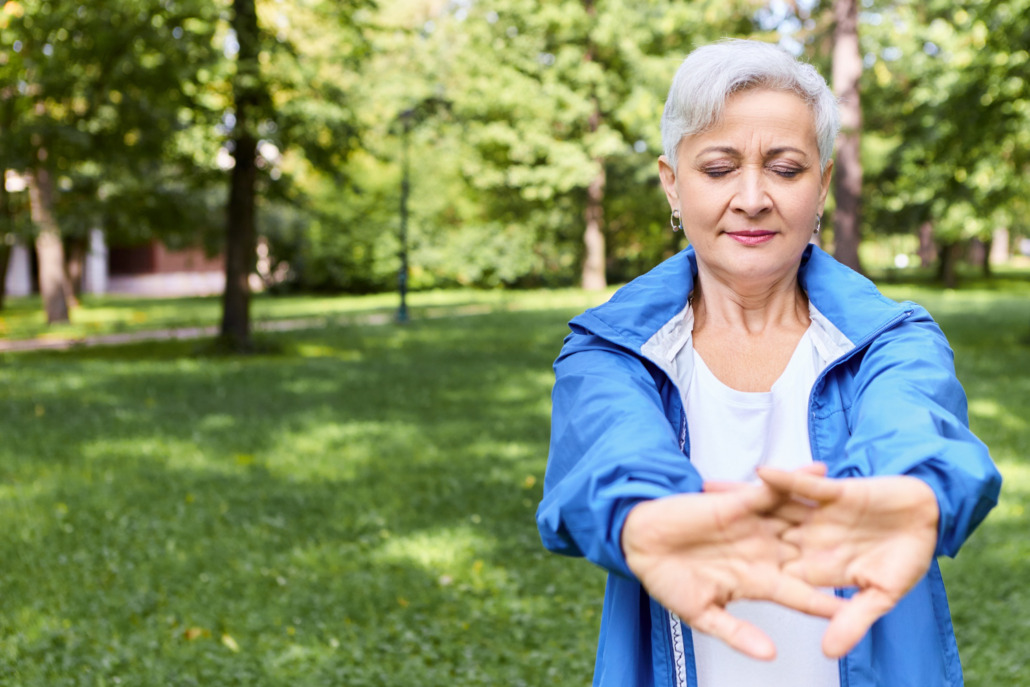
xmin=0 ymin=308 xmax=603 ymax=685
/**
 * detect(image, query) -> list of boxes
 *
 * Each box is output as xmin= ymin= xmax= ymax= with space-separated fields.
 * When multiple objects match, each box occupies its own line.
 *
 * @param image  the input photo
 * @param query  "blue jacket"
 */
xmin=537 ymin=245 xmax=1001 ymax=687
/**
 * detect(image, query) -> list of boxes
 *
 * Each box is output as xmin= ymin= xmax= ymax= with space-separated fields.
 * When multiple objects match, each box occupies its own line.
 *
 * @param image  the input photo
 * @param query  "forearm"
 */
xmin=838 ymin=311 xmax=1001 ymax=556
xmin=539 ymin=341 xmax=702 ymax=573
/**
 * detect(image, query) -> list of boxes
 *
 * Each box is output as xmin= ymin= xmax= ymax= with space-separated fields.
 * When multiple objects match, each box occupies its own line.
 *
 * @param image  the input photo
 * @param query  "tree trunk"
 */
xmin=917 ymin=221 xmax=936 ymax=267
xmin=65 ymin=236 xmax=87 ymax=299
xmin=988 ymin=227 xmax=1010 ymax=266
xmin=581 ymin=163 xmax=607 ymax=291
xmin=220 ymin=0 xmax=263 ymax=351
xmin=0 ymin=79 xmax=11 ymax=310
xmin=831 ymin=0 xmax=863 ymax=272
xmin=0 ymin=176 xmax=11 ymax=311
xmin=579 ymin=0 xmax=607 ymax=292
xmin=978 ymin=237 xmax=992 ymax=278
xmin=27 ymin=163 xmax=72 ymax=324
xmin=220 ymin=134 xmax=258 ymax=351
xmin=938 ymin=241 xmax=960 ymax=288
xmin=0 ymin=242 xmax=9 ymax=311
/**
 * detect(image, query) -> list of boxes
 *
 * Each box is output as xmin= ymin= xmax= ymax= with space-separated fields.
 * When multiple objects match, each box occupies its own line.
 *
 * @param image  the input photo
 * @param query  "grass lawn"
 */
xmin=0 ymin=280 xmax=1027 ymax=685
xmin=0 ymin=289 xmax=582 ymax=343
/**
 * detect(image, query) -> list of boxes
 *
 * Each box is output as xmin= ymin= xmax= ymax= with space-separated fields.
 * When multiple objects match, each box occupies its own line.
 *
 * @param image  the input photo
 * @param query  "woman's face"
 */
xmin=658 ymin=88 xmax=833 ymax=291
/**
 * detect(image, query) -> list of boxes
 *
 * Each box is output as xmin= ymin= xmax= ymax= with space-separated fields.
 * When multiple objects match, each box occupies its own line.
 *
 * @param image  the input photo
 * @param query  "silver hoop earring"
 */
xmin=670 ymin=209 xmax=683 ymax=232
xmin=814 ymin=214 xmax=822 ymax=235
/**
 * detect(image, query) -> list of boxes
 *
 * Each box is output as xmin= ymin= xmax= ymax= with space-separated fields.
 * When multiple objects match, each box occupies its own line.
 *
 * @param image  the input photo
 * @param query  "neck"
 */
xmin=691 ymin=266 xmax=809 ymax=336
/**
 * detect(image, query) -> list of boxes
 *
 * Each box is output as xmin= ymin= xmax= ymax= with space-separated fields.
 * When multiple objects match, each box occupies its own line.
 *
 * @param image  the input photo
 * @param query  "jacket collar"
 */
xmin=571 ymin=244 xmax=910 ymax=362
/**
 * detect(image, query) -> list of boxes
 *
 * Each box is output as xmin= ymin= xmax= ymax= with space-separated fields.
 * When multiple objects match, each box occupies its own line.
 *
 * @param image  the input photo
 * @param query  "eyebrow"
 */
xmin=695 ymin=146 xmax=810 ymax=159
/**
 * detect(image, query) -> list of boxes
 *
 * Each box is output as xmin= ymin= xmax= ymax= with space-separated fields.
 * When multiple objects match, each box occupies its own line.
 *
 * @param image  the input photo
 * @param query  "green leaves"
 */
xmin=400 ymin=0 xmax=751 ymax=286
xmin=859 ymin=0 xmax=1030 ymax=243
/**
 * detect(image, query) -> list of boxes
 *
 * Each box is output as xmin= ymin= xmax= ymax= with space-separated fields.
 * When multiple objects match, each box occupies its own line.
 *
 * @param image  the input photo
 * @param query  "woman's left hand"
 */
xmin=757 ymin=466 xmax=939 ymax=659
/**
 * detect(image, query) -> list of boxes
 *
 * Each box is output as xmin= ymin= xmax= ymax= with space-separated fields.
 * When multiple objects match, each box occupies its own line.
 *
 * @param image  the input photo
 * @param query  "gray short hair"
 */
xmin=661 ymin=39 xmax=840 ymax=173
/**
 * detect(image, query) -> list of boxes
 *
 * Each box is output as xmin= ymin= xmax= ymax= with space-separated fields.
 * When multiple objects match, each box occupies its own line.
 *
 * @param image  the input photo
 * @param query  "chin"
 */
xmin=713 ymin=255 xmax=804 ymax=286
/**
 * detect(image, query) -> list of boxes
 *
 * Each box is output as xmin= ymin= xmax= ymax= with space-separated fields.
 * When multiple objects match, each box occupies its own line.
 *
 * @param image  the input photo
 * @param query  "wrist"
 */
xmin=899 ymin=475 xmax=941 ymax=532
xmin=621 ymin=499 xmax=656 ymax=566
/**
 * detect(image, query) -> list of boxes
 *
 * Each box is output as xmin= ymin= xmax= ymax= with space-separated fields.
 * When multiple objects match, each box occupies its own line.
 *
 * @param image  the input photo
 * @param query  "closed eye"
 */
xmin=770 ymin=166 xmax=802 ymax=179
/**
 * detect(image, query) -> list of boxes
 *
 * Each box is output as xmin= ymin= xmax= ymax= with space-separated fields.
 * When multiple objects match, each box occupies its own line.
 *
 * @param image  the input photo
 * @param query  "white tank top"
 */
xmin=683 ymin=327 xmax=841 ymax=687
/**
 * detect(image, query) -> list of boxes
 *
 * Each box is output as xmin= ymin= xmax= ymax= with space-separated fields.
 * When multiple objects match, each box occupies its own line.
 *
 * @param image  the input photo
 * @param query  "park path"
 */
xmin=0 ymin=304 xmax=496 ymax=353
xmin=0 ymin=315 xmax=389 ymax=353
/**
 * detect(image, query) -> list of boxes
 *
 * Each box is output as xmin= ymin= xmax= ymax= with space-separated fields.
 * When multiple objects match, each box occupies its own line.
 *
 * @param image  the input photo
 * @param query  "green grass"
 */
xmin=0 ymin=283 xmax=1026 ymax=685
xmin=0 ymin=289 xmax=607 ymax=343
xmin=877 ymin=281 xmax=1030 ymax=686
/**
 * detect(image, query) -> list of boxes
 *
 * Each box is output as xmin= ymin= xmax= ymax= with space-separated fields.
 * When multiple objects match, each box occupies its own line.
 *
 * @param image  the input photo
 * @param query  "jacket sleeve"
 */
xmin=535 ymin=326 xmax=704 ymax=578
xmin=834 ymin=304 xmax=1002 ymax=558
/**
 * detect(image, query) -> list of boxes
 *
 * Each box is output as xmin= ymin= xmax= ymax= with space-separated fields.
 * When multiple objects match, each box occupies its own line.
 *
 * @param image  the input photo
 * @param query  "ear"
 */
xmin=817 ymin=159 xmax=834 ymax=212
xmin=658 ymin=155 xmax=680 ymax=209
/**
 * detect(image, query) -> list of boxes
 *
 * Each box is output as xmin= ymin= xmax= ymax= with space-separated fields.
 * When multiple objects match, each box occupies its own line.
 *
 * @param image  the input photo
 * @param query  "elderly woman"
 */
xmin=537 ymin=39 xmax=1001 ymax=687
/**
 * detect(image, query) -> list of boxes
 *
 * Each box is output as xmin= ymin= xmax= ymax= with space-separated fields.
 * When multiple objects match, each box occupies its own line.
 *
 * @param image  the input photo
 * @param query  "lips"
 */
xmin=725 ymin=230 xmax=776 ymax=246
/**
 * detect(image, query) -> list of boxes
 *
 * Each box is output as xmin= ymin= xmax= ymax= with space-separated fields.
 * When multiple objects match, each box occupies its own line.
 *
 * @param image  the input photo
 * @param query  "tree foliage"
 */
xmin=0 ymin=0 xmax=372 ymax=328
xmin=860 ymin=0 xmax=1029 ymax=244
xmin=425 ymin=0 xmax=759 ymax=288
xmin=2 ymin=0 xmax=1028 ymax=308
xmin=0 ymin=0 xmax=226 ymax=242
xmin=731 ymin=0 xmax=1028 ymax=282
xmin=0 ymin=0 xmax=226 ymax=318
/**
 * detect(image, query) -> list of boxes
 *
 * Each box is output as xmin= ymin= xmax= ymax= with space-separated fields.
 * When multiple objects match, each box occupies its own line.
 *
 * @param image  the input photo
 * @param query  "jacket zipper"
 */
xmin=671 ymin=409 xmax=690 ymax=686
xmin=667 ymin=610 xmax=689 ymax=687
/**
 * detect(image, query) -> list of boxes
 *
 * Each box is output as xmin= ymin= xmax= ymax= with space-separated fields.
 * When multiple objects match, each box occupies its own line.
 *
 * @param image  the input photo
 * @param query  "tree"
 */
xmin=0 ymin=183 xmax=10 ymax=310
xmin=217 ymin=0 xmax=372 ymax=348
xmin=1 ymin=0 xmax=76 ymax=322
xmin=579 ymin=0 xmax=608 ymax=291
xmin=858 ymin=0 xmax=1030 ymax=285
xmin=831 ymin=0 xmax=863 ymax=272
xmin=220 ymin=0 xmax=266 ymax=350
xmin=27 ymin=160 xmax=72 ymax=321
xmin=428 ymin=0 xmax=756 ymax=290
xmin=0 ymin=0 xmax=225 ymax=320
xmin=272 ymin=0 xmax=843 ymax=293
xmin=761 ymin=0 xmax=1029 ymax=283
xmin=2 ymin=0 xmax=372 ymax=336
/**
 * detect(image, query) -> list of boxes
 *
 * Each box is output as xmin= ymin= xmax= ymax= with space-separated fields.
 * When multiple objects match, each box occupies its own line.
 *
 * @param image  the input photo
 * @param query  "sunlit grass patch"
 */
xmin=373 ymin=525 xmax=496 ymax=579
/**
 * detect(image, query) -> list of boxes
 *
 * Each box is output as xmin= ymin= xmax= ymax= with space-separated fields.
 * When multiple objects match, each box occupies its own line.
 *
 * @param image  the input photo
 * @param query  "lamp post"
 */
xmin=397 ymin=109 xmax=413 ymax=323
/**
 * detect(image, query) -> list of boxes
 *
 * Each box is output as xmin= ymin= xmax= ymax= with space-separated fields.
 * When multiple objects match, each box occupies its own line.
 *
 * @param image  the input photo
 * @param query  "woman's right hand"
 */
xmin=621 ymin=483 xmax=842 ymax=660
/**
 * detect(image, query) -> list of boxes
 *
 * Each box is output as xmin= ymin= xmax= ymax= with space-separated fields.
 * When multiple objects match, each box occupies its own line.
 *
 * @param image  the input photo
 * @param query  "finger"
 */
xmin=773 ymin=537 xmax=801 ymax=565
xmin=756 ymin=467 xmax=805 ymax=497
xmin=821 ymin=588 xmax=897 ymax=658
xmin=759 ymin=514 xmax=798 ymax=540
xmin=703 ymin=480 xmax=749 ymax=493
xmin=759 ymin=463 xmax=827 ymax=497
xmin=782 ymin=555 xmax=846 ymax=587
xmin=767 ymin=499 xmax=816 ymax=525
xmin=691 ymin=606 xmax=777 ymax=661
xmin=797 ymin=462 xmax=828 ymax=477
xmin=735 ymin=479 xmax=795 ymax=514
xmin=706 ymin=481 xmax=785 ymax=519
xmin=758 ymin=467 xmax=843 ymax=504
xmin=762 ymin=573 xmax=843 ymax=619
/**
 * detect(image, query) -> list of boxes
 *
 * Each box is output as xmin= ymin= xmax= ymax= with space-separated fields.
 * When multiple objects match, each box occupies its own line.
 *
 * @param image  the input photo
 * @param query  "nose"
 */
xmin=730 ymin=167 xmax=772 ymax=218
